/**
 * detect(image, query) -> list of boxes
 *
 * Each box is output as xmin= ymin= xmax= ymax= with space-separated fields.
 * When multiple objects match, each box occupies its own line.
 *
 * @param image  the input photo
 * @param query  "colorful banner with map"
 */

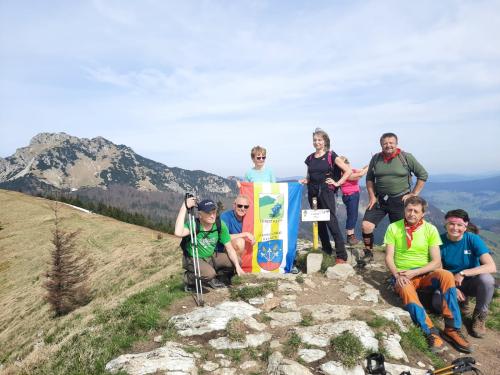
xmin=240 ymin=182 xmax=303 ymax=273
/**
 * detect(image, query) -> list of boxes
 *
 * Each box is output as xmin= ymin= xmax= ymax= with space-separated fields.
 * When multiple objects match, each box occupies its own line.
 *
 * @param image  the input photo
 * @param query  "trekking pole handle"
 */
xmin=185 ymin=193 xmax=196 ymax=211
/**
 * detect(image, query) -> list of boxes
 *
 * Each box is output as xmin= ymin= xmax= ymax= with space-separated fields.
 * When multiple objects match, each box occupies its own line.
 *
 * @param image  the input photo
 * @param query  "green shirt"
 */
xmin=384 ymin=219 xmax=442 ymax=271
xmin=366 ymin=152 xmax=428 ymax=196
xmin=183 ymin=221 xmax=231 ymax=259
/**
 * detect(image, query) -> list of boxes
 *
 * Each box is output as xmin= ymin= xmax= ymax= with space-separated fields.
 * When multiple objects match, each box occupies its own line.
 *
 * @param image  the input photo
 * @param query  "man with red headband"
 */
xmin=384 ymin=196 xmax=471 ymax=353
xmin=362 ymin=132 xmax=428 ymax=261
xmin=440 ymin=209 xmax=496 ymax=338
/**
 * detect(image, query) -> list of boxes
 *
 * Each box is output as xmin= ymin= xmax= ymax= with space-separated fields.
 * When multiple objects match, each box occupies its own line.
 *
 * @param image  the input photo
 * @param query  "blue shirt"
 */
xmin=220 ymin=209 xmax=243 ymax=234
xmin=244 ymin=167 xmax=276 ymax=183
xmin=440 ymin=232 xmax=490 ymax=274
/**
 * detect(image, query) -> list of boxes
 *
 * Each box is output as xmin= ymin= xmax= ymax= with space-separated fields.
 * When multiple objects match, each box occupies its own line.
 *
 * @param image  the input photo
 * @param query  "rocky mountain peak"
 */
xmin=0 ymin=132 xmax=236 ymax=196
xmin=29 ymin=132 xmax=76 ymax=147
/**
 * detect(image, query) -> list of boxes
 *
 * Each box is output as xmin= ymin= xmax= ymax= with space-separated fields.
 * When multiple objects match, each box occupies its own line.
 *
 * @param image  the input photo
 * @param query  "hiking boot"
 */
xmin=206 ymin=278 xmax=227 ymax=289
xmin=441 ymin=327 xmax=473 ymax=353
xmin=347 ymin=234 xmax=360 ymax=246
xmin=184 ymin=283 xmax=209 ymax=293
xmin=335 ymin=258 xmax=347 ymax=265
xmin=290 ymin=266 xmax=300 ymax=274
xmin=459 ymin=298 xmax=472 ymax=318
xmin=471 ymin=310 xmax=488 ymax=338
xmin=361 ymin=249 xmax=374 ymax=262
xmin=426 ymin=332 xmax=445 ymax=353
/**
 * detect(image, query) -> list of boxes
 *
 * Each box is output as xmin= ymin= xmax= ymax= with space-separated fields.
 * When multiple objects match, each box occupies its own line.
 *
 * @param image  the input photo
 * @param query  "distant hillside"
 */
xmin=425 ymin=175 xmax=500 ymax=193
xmin=0 ymin=189 xmax=183 ymax=370
xmin=422 ymin=175 xmax=500 ymax=221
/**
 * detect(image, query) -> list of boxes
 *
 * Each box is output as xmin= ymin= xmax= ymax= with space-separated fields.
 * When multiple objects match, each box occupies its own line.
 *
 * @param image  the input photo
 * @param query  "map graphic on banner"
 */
xmin=240 ymin=182 xmax=303 ymax=273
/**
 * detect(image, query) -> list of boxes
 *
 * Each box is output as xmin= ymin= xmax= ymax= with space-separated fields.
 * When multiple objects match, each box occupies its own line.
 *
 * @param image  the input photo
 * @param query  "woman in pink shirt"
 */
xmin=339 ymin=156 xmax=368 ymax=245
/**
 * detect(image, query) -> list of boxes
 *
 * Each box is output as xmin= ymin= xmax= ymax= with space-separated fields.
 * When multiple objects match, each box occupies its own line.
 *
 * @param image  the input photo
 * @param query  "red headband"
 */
xmin=446 ymin=217 xmax=468 ymax=226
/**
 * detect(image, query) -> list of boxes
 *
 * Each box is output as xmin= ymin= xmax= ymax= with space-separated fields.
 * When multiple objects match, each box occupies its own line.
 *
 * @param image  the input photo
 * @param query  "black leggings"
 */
xmin=308 ymin=187 xmax=347 ymax=260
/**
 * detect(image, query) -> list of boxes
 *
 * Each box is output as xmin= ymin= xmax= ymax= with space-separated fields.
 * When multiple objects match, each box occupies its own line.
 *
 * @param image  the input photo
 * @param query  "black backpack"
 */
xmin=180 ymin=217 xmax=223 ymax=257
xmin=307 ymin=150 xmax=342 ymax=192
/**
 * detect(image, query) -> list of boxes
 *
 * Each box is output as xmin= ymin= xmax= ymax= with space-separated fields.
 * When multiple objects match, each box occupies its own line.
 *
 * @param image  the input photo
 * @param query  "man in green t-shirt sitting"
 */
xmin=174 ymin=196 xmax=245 ymax=291
xmin=384 ymin=196 xmax=471 ymax=353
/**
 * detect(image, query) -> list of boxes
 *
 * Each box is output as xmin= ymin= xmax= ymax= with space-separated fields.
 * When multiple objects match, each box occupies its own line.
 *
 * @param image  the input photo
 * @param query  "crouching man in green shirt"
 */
xmin=174 ymin=196 xmax=245 ymax=291
xmin=384 ymin=196 xmax=471 ymax=353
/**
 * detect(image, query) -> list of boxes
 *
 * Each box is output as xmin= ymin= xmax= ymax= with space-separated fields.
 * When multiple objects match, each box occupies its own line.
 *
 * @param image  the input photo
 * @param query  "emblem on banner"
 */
xmin=259 ymin=193 xmax=284 ymax=221
xmin=257 ymin=240 xmax=283 ymax=271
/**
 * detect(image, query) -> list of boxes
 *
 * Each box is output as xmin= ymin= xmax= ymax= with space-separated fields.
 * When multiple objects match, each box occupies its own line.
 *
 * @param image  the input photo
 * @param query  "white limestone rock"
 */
xmin=385 ymin=362 xmax=427 ymax=375
xmin=374 ymin=307 xmax=411 ymax=332
xmin=267 ymin=351 xmax=314 ymax=375
xmin=266 ymin=311 xmax=302 ymax=328
xmin=105 ymin=342 xmax=196 ymax=375
xmin=202 ymin=361 xmax=220 ymax=371
xmin=213 ymin=368 xmax=237 ymax=375
xmin=300 ymin=304 xmax=352 ymax=322
xmin=341 ymin=283 xmax=360 ymax=295
xmin=248 ymin=297 xmax=265 ymax=305
xmin=278 ymin=282 xmax=302 ymax=292
xmin=298 ymin=349 xmax=326 ymax=363
xmin=320 ymin=361 xmax=365 ymax=375
xmin=209 ymin=333 xmax=272 ymax=350
xmin=243 ymin=317 xmax=267 ymax=331
xmin=280 ymin=300 xmax=298 ymax=310
xmin=325 ymin=264 xmax=355 ymax=280
xmin=360 ymin=287 xmax=380 ymax=304
xmin=382 ymin=333 xmax=408 ymax=362
xmin=240 ymin=360 xmax=259 ymax=370
xmin=270 ymin=340 xmax=282 ymax=349
xmin=219 ymin=359 xmax=232 ymax=368
xmin=169 ymin=301 xmax=261 ymax=336
xmin=295 ymin=320 xmax=378 ymax=350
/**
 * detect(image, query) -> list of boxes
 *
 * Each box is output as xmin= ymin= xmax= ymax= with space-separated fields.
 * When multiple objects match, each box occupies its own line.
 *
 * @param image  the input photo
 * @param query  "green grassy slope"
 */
xmin=0 ymin=189 xmax=183 ymax=372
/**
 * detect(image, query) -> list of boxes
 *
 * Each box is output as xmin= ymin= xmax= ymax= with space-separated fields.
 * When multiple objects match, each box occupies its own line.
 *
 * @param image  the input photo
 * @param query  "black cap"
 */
xmin=197 ymin=199 xmax=217 ymax=213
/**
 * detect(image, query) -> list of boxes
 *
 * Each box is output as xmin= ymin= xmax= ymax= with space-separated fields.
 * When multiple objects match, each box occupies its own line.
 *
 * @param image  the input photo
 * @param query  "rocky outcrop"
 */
xmin=105 ymin=342 xmax=197 ymax=375
xmin=105 ymin=257 xmax=451 ymax=375
xmin=169 ymin=301 xmax=261 ymax=336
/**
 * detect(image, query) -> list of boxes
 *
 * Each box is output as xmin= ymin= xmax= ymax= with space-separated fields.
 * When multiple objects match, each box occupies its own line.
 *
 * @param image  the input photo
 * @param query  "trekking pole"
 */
xmin=428 ymin=357 xmax=483 ymax=375
xmin=186 ymin=194 xmax=204 ymax=306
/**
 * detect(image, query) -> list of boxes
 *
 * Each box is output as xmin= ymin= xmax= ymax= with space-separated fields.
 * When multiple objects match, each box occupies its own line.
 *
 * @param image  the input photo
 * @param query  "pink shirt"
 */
xmin=341 ymin=168 xmax=360 ymax=196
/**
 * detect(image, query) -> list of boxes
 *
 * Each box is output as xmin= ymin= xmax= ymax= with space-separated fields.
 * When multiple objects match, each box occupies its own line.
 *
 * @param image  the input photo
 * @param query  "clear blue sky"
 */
xmin=1 ymin=1 xmax=499 ymax=178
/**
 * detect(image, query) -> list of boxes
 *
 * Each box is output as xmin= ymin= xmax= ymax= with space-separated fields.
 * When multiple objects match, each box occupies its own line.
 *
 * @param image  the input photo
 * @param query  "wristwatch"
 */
xmin=459 ymin=271 xmax=465 ymax=277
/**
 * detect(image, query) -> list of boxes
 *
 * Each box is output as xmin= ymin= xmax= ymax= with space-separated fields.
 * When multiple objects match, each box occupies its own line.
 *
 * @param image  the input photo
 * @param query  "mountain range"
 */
xmin=0 ymin=132 xmax=236 ymax=197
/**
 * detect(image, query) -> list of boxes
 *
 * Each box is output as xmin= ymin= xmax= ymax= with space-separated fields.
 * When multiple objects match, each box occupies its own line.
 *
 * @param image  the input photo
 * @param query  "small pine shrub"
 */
xmin=44 ymin=204 xmax=92 ymax=316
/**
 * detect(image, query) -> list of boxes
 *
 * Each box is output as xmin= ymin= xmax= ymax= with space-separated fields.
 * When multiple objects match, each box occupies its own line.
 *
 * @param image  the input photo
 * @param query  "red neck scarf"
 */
xmin=383 ymin=148 xmax=401 ymax=163
xmin=404 ymin=218 xmax=424 ymax=249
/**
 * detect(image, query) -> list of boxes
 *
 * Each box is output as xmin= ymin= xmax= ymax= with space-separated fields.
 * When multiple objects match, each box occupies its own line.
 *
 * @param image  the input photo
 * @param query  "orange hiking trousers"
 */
xmin=393 ymin=269 xmax=462 ymax=334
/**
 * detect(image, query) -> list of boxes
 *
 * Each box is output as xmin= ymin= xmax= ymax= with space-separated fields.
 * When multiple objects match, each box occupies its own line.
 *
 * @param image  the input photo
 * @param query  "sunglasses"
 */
xmin=236 ymin=204 xmax=250 ymax=209
xmin=255 ymin=156 xmax=266 ymax=160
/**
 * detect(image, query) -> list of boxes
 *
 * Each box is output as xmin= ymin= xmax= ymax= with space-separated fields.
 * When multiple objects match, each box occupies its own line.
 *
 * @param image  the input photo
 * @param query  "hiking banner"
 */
xmin=240 ymin=182 xmax=303 ymax=273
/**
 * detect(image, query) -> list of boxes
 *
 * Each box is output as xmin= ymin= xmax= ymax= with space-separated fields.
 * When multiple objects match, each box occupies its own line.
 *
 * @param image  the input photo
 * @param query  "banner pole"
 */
xmin=312 ymin=196 xmax=318 ymax=250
